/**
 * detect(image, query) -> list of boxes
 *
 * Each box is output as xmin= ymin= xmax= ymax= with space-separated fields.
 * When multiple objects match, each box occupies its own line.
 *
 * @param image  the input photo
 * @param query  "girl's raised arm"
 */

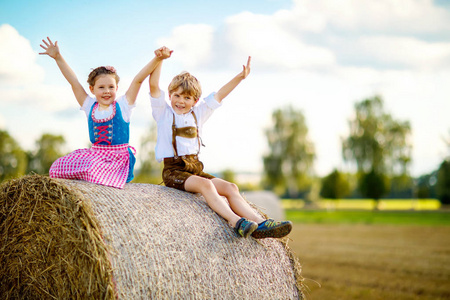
xmin=125 ymin=46 xmax=172 ymax=105
xmin=39 ymin=37 xmax=87 ymax=106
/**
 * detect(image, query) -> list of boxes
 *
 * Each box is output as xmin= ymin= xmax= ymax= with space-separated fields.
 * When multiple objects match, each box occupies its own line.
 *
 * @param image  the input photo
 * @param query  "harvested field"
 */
xmin=288 ymin=224 xmax=450 ymax=300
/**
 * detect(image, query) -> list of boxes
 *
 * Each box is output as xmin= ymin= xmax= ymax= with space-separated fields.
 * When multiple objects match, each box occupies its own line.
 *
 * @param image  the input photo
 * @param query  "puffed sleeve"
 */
xmin=80 ymin=95 xmax=96 ymax=118
xmin=150 ymin=91 xmax=168 ymax=122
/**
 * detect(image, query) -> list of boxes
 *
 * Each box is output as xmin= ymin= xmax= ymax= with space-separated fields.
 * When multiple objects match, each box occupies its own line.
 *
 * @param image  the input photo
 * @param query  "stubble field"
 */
xmin=288 ymin=224 xmax=450 ymax=299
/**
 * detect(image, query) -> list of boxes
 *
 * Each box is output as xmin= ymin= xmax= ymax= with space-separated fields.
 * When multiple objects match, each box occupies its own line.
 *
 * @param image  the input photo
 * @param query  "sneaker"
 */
xmin=234 ymin=218 xmax=258 ymax=238
xmin=251 ymin=219 xmax=293 ymax=239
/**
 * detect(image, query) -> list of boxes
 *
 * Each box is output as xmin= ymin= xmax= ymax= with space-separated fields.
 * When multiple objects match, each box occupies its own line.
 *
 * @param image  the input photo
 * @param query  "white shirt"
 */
xmin=150 ymin=91 xmax=222 ymax=162
xmin=80 ymin=95 xmax=135 ymax=122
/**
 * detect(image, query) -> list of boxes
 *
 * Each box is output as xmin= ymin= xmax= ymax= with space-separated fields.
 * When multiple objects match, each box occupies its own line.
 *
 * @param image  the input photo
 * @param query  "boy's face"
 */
xmin=169 ymin=87 xmax=198 ymax=115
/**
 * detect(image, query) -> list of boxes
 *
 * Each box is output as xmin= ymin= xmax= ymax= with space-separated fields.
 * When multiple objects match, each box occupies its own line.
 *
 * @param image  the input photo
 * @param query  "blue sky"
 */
xmin=1 ymin=0 xmax=450 ymax=177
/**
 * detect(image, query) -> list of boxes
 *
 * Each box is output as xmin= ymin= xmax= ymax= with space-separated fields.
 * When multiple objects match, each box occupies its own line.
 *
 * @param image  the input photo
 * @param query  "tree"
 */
xmin=27 ymin=134 xmax=66 ymax=175
xmin=320 ymin=169 xmax=350 ymax=199
xmin=221 ymin=169 xmax=236 ymax=183
xmin=389 ymin=174 xmax=414 ymax=198
xmin=437 ymin=160 xmax=450 ymax=205
xmin=263 ymin=105 xmax=315 ymax=198
xmin=342 ymin=96 xmax=412 ymax=204
xmin=133 ymin=124 xmax=162 ymax=184
xmin=359 ymin=169 xmax=388 ymax=203
xmin=0 ymin=130 xmax=27 ymax=182
xmin=436 ymin=130 xmax=450 ymax=205
xmin=415 ymin=172 xmax=437 ymax=199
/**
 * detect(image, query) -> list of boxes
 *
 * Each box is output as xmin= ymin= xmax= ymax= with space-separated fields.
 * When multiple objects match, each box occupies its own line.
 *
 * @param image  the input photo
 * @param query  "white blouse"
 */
xmin=80 ymin=95 xmax=135 ymax=122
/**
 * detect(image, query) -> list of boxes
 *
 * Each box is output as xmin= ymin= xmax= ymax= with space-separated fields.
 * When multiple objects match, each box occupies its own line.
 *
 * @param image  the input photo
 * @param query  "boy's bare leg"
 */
xmin=184 ymin=176 xmax=241 ymax=227
xmin=211 ymin=178 xmax=265 ymax=224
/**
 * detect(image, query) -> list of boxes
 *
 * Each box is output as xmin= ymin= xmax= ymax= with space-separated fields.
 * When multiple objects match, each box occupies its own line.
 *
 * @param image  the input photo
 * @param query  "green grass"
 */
xmin=286 ymin=210 xmax=450 ymax=226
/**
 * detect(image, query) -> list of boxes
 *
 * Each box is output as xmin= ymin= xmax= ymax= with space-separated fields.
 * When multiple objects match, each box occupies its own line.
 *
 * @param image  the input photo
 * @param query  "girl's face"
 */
xmin=169 ymin=87 xmax=197 ymax=115
xmin=89 ymin=74 xmax=118 ymax=109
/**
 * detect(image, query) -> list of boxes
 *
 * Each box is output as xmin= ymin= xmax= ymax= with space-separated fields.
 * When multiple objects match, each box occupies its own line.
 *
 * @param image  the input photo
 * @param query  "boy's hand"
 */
xmin=214 ymin=56 xmax=252 ymax=103
xmin=39 ymin=37 xmax=60 ymax=59
xmin=239 ymin=56 xmax=251 ymax=79
xmin=155 ymin=46 xmax=173 ymax=59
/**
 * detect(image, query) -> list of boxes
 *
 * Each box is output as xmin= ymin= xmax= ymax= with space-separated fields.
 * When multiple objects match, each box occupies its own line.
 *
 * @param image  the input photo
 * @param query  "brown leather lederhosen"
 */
xmin=162 ymin=111 xmax=215 ymax=190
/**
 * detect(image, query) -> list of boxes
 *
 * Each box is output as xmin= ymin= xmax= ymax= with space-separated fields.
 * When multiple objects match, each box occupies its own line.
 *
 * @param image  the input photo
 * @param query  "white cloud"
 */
xmin=156 ymin=0 xmax=450 ymax=73
xmin=354 ymin=36 xmax=450 ymax=70
xmin=156 ymin=24 xmax=215 ymax=69
xmin=0 ymin=24 xmax=75 ymax=112
xmin=293 ymin=0 xmax=450 ymax=34
xmin=0 ymin=24 xmax=44 ymax=84
xmin=270 ymin=0 xmax=450 ymax=71
xmin=157 ymin=11 xmax=336 ymax=71
xmin=224 ymin=12 xmax=336 ymax=70
xmin=1 ymin=82 xmax=73 ymax=110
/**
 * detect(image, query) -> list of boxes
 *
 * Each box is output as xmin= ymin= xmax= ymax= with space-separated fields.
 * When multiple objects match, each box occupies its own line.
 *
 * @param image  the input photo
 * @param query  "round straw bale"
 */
xmin=0 ymin=174 xmax=114 ymax=299
xmin=1 ymin=175 xmax=304 ymax=299
xmin=243 ymin=190 xmax=285 ymax=221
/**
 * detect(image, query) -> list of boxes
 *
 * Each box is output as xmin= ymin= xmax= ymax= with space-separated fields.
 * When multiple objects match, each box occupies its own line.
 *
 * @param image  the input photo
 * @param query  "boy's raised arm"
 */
xmin=39 ymin=37 xmax=88 ymax=106
xmin=149 ymin=47 xmax=172 ymax=99
xmin=126 ymin=46 xmax=172 ymax=105
xmin=214 ymin=56 xmax=251 ymax=103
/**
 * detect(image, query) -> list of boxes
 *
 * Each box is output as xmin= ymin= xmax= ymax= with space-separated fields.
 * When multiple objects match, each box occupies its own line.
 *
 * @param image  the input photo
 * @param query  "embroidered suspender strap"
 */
xmin=174 ymin=127 xmax=197 ymax=138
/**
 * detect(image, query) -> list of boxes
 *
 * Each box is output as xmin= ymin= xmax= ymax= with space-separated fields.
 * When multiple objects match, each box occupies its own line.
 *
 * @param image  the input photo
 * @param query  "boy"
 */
xmin=149 ymin=47 xmax=292 ymax=239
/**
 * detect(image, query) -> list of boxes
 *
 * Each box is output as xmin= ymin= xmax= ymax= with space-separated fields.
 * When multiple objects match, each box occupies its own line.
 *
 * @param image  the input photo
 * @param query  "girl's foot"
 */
xmin=251 ymin=219 xmax=293 ymax=239
xmin=234 ymin=218 xmax=258 ymax=238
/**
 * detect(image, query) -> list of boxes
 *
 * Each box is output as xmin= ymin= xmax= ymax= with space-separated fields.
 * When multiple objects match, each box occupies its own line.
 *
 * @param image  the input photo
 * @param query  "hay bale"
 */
xmin=243 ymin=190 xmax=285 ymax=221
xmin=1 ymin=175 xmax=304 ymax=299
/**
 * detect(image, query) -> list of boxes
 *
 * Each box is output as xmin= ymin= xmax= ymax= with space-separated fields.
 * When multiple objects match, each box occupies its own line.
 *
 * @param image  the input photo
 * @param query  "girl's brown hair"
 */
xmin=87 ymin=66 xmax=120 ymax=87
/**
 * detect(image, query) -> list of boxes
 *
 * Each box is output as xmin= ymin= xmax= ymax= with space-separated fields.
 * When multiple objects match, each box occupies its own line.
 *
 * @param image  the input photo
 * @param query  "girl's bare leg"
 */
xmin=184 ymin=175 xmax=241 ymax=227
xmin=211 ymin=178 xmax=265 ymax=224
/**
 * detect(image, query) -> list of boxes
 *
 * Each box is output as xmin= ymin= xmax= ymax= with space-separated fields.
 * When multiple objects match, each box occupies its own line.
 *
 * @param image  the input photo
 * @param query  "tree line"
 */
xmin=1 ymin=95 xmax=449 ymax=205
xmin=262 ymin=95 xmax=450 ymax=206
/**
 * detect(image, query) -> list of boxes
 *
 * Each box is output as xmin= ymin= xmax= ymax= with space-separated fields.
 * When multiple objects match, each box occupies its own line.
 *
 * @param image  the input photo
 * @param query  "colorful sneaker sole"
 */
xmin=251 ymin=221 xmax=293 ymax=239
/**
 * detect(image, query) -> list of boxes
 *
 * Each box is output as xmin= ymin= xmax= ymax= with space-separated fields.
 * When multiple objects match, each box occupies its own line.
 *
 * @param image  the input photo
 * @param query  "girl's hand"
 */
xmin=154 ymin=46 xmax=173 ymax=59
xmin=39 ymin=37 xmax=60 ymax=59
xmin=240 ymin=56 xmax=251 ymax=79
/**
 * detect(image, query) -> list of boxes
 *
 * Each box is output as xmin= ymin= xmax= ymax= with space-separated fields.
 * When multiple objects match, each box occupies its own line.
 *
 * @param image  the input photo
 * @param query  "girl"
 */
xmin=149 ymin=50 xmax=292 ymax=239
xmin=39 ymin=37 xmax=171 ymax=188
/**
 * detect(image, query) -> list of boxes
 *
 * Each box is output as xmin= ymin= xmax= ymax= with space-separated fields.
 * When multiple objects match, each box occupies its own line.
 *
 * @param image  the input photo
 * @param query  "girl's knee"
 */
xmin=222 ymin=181 xmax=240 ymax=196
xmin=229 ymin=182 xmax=239 ymax=193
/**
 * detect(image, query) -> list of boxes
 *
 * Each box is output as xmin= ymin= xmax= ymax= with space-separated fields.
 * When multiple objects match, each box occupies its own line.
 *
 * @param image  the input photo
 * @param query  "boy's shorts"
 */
xmin=163 ymin=155 xmax=215 ymax=191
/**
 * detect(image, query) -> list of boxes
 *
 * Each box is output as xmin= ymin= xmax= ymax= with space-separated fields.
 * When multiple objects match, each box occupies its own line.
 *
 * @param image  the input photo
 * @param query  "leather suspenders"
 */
xmin=171 ymin=111 xmax=202 ymax=159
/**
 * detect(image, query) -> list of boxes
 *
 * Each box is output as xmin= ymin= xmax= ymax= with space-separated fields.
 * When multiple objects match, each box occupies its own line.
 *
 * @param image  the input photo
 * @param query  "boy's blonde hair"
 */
xmin=168 ymin=72 xmax=202 ymax=101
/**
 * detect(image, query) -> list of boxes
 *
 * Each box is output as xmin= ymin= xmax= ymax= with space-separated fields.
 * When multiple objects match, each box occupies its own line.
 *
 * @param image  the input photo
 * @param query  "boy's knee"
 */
xmin=199 ymin=178 xmax=216 ymax=192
